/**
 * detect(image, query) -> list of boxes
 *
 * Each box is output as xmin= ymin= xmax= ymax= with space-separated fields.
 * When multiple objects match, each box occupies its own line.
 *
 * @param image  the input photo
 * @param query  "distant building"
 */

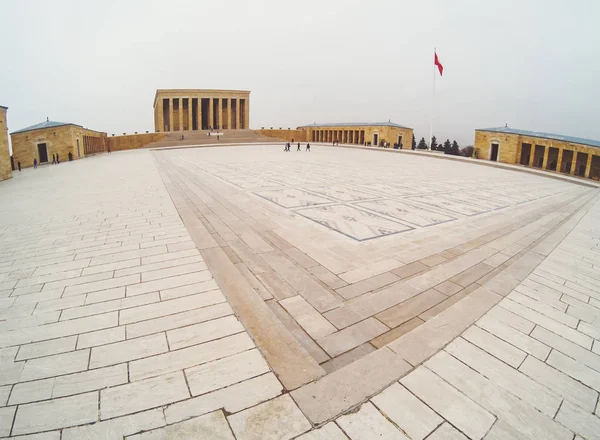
xmin=257 ymin=122 xmax=414 ymax=149
xmin=300 ymin=122 xmax=413 ymax=148
xmin=11 ymin=120 xmax=106 ymax=168
xmin=474 ymin=127 xmax=600 ymax=180
xmin=0 ymin=105 xmax=12 ymax=181
xmin=154 ymin=89 xmax=250 ymax=132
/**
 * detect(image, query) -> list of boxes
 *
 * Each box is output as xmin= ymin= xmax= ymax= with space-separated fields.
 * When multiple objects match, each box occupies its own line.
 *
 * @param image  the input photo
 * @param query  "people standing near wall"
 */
xmin=33 ymin=158 xmax=37 ymax=169
xmin=17 ymin=161 xmax=21 ymax=171
xmin=52 ymin=154 xmax=56 ymax=165
xmin=56 ymin=153 xmax=60 ymax=164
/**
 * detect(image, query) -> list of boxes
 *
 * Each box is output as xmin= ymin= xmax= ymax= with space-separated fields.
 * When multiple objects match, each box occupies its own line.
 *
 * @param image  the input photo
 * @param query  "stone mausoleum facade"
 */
xmin=301 ymin=122 xmax=413 ymax=148
xmin=475 ymin=127 xmax=600 ymax=181
xmin=11 ymin=120 xmax=107 ymax=168
xmin=258 ymin=122 xmax=414 ymax=149
xmin=0 ymin=105 xmax=12 ymax=181
xmin=154 ymin=89 xmax=250 ymax=132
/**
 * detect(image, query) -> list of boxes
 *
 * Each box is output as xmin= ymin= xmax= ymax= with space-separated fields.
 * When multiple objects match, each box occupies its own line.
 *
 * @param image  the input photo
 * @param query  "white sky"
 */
xmin=1 ymin=0 xmax=599 ymax=146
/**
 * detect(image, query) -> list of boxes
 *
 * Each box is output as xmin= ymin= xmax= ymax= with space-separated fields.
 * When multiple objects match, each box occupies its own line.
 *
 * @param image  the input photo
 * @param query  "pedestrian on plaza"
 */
xmin=17 ymin=161 xmax=21 ymax=171
xmin=33 ymin=158 xmax=38 ymax=169
xmin=68 ymin=152 xmax=73 ymax=161
xmin=56 ymin=153 xmax=60 ymax=164
xmin=306 ymin=143 xmax=310 ymax=152
xmin=292 ymin=138 xmax=294 ymax=143
xmin=52 ymin=154 xmax=56 ymax=165
xmin=297 ymin=143 xmax=301 ymax=151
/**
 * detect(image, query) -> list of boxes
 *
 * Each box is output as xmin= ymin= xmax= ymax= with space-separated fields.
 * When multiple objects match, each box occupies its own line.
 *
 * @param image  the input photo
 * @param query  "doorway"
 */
xmin=373 ymin=133 xmax=379 ymax=147
xmin=520 ymin=143 xmax=531 ymax=165
xmin=397 ymin=135 xmax=403 ymax=149
xmin=490 ymin=143 xmax=499 ymax=161
xmin=37 ymin=143 xmax=49 ymax=163
xmin=77 ymin=139 xmax=81 ymax=158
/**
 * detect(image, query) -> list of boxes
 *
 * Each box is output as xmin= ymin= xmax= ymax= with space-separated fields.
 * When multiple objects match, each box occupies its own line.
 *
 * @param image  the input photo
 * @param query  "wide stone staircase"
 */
xmin=146 ymin=129 xmax=283 ymax=148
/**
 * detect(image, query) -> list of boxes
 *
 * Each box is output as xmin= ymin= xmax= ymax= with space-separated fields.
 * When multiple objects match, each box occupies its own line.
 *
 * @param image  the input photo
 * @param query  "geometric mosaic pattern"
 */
xmin=296 ymin=204 xmax=413 ymax=241
xmin=175 ymin=146 xmax=579 ymax=241
xmin=355 ymin=199 xmax=455 ymax=227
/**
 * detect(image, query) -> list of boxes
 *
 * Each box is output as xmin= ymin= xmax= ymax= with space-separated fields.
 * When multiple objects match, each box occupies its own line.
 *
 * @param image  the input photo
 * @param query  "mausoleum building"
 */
xmin=154 ymin=89 xmax=250 ymax=132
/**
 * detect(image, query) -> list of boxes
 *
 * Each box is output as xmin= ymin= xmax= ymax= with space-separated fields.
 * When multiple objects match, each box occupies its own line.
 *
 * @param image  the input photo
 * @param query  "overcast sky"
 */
xmin=1 ymin=0 xmax=599 ymax=146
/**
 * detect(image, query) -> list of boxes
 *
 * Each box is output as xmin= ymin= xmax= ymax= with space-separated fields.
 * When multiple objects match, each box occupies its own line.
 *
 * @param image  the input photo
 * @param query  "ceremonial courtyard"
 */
xmin=0 ymin=143 xmax=599 ymax=439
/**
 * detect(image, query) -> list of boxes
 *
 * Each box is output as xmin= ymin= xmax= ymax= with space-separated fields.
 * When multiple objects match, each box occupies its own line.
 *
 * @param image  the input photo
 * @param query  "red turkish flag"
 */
xmin=434 ymin=52 xmax=443 ymax=76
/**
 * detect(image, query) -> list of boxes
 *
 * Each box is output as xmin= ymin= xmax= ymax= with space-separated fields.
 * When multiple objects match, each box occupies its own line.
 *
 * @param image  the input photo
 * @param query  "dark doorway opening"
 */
xmin=201 ymin=98 xmax=209 ymax=130
xmin=560 ymin=150 xmax=573 ymax=173
xmin=576 ymin=153 xmax=588 ymax=177
xmin=38 ymin=143 xmax=48 ymax=163
xmin=231 ymin=99 xmax=237 ymax=129
xmin=162 ymin=98 xmax=170 ymax=132
xmin=191 ymin=98 xmax=198 ymax=131
xmin=490 ymin=144 xmax=499 ymax=161
xmin=373 ymin=133 xmax=379 ymax=147
xmin=533 ymin=145 xmax=545 ymax=168
xmin=547 ymin=147 xmax=559 ymax=171
xmin=520 ymin=143 xmax=531 ymax=165
xmin=212 ymin=98 xmax=219 ymax=129
xmin=590 ymin=156 xmax=600 ymax=180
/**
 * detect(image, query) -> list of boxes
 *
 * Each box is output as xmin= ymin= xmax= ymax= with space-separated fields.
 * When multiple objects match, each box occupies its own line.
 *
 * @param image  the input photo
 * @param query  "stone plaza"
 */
xmin=0 ymin=143 xmax=600 ymax=439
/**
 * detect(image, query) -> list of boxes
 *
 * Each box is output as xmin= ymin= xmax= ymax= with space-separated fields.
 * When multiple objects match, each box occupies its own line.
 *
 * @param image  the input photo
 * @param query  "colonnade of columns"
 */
xmin=519 ymin=143 xmax=598 ymax=180
xmin=157 ymin=96 xmax=249 ymax=132
xmin=311 ymin=129 xmax=365 ymax=145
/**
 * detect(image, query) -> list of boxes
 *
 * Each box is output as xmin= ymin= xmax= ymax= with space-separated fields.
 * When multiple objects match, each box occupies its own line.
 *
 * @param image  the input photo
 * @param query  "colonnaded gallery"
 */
xmin=2 ymin=88 xmax=600 ymax=181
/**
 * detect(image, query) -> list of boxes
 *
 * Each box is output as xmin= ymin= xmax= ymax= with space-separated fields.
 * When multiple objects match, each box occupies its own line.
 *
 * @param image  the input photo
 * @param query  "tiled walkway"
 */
xmin=0 ymin=146 xmax=599 ymax=439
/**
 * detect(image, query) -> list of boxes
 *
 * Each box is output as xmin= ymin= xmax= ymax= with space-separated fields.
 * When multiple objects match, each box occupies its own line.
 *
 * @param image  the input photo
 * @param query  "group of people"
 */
xmin=284 ymin=142 xmax=310 ymax=152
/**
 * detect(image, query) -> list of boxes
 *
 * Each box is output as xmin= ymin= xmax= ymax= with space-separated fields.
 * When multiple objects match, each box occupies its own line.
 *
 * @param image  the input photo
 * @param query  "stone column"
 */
xmin=157 ymin=99 xmax=164 ymax=132
xmin=570 ymin=151 xmax=577 ymax=175
xmin=168 ymin=98 xmax=174 ymax=132
xmin=528 ymin=145 xmax=535 ymax=167
xmin=235 ymin=99 xmax=240 ymax=130
xmin=208 ymin=98 xmax=214 ymax=129
xmin=244 ymin=98 xmax=250 ymax=129
xmin=557 ymin=148 xmax=564 ymax=173
xmin=217 ymin=98 xmax=223 ymax=129
xmin=187 ymin=98 xmax=193 ymax=131
xmin=541 ymin=146 xmax=549 ymax=169
xmin=585 ymin=154 xmax=593 ymax=178
xmin=196 ymin=96 xmax=202 ymax=130
xmin=227 ymin=99 xmax=232 ymax=130
xmin=178 ymin=98 xmax=184 ymax=132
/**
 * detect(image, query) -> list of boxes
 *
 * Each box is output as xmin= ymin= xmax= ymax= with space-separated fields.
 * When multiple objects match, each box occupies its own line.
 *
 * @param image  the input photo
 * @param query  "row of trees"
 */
xmin=411 ymin=134 xmax=474 ymax=157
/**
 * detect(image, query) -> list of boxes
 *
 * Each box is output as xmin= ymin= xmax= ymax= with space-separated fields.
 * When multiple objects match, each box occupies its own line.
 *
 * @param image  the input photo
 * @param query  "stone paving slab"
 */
xmin=1 ymin=146 xmax=600 ymax=439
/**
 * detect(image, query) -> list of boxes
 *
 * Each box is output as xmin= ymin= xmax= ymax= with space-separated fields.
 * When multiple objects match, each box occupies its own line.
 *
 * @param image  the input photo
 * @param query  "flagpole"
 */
xmin=429 ymin=47 xmax=435 ymax=150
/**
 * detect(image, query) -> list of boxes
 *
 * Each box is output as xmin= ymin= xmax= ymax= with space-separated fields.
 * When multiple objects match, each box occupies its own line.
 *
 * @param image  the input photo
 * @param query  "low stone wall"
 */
xmin=106 ymin=133 xmax=166 ymax=152
xmin=255 ymin=129 xmax=307 ymax=143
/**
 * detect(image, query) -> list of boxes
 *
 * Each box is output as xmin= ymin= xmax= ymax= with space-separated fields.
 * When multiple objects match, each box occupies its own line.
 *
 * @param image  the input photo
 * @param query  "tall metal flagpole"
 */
xmin=428 ymin=47 xmax=436 ymax=150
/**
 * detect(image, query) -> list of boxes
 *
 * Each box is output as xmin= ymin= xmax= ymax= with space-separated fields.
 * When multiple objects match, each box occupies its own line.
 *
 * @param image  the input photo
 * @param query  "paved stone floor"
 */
xmin=0 ymin=145 xmax=599 ymax=439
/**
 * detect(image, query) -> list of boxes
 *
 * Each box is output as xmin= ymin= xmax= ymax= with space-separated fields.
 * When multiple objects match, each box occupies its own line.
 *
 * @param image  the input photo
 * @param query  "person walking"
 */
xmin=297 ymin=142 xmax=301 ymax=151
xmin=306 ymin=143 xmax=311 ymax=152
xmin=52 ymin=154 xmax=56 ymax=165
xmin=17 ymin=161 xmax=21 ymax=171
xmin=56 ymin=153 xmax=60 ymax=164
xmin=33 ymin=158 xmax=38 ymax=169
